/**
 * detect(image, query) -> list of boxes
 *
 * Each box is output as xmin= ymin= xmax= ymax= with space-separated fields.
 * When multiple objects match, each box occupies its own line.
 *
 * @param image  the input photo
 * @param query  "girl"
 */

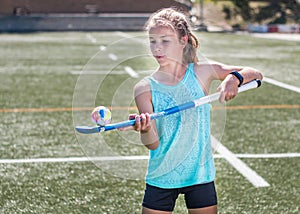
xmin=126 ymin=8 xmax=263 ymax=214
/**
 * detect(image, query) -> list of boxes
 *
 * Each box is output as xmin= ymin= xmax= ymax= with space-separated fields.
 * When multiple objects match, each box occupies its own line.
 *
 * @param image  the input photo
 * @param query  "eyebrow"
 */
xmin=149 ymin=35 xmax=175 ymax=39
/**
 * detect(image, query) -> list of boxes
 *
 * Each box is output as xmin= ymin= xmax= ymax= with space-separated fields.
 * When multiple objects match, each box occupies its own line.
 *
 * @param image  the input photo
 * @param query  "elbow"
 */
xmin=251 ymin=67 xmax=263 ymax=81
xmin=243 ymin=67 xmax=263 ymax=81
xmin=145 ymin=141 xmax=159 ymax=150
xmin=245 ymin=67 xmax=263 ymax=81
xmin=258 ymin=72 xmax=263 ymax=81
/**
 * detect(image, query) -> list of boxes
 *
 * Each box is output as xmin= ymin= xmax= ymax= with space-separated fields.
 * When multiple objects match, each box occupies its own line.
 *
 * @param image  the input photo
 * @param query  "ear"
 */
xmin=180 ymin=35 xmax=188 ymax=46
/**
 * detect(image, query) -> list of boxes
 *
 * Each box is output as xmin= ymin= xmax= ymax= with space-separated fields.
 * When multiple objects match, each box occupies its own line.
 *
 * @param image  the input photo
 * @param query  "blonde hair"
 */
xmin=145 ymin=8 xmax=199 ymax=65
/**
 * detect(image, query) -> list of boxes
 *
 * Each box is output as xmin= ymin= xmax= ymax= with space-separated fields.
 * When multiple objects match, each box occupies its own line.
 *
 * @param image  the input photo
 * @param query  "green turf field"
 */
xmin=0 ymin=32 xmax=299 ymax=213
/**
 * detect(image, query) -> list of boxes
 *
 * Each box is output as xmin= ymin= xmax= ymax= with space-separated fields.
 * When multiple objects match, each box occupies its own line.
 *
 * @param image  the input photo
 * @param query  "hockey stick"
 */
xmin=75 ymin=80 xmax=261 ymax=134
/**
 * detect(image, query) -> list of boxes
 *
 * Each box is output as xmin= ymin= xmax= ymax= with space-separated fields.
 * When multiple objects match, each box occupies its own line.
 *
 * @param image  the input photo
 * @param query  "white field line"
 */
xmin=86 ymin=33 xmax=97 ymax=43
xmin=115 ymin=31 xmax=146 ymax=44
xmin=124 ymin=66 xmax=139 ymax=78
xmin=70 ymin=70 xmax=127 ymax=75
xmin=70 ymin=70 xmax=152 ymax=75
xmin=250 ymin=33 xmax=300 ymax=42
xmin=211 ymin=136 xmax=270 ymax=188
xmin=1 ymin=153 xmax=298 ymax=164
xmin=263 ymin=77 xmax=300 ymax=93
xmin=99 ymin=45 xmax=107 ymax=51
xmin=0 ymin=156 xmax=149 ymax=164
xmin=235 ymin=153 xmax=300 ymax=158
xmin=108 ymin=53 xmax=118 ymax=61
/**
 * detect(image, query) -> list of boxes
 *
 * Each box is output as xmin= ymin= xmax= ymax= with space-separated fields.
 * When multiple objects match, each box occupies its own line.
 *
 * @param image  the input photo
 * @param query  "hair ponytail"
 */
xmin=183 ymin=31 xmax=199 ymax=64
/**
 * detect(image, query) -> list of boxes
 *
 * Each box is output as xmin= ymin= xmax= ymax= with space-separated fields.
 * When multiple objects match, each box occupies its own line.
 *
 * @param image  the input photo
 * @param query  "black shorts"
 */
xmin=142 ymin=181 xmax=217 ymax=212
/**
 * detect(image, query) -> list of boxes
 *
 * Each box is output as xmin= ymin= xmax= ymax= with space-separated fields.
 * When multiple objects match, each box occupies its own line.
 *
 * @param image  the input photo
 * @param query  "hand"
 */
xmin=133 ymin=113 xmax=152 ymax=133
xmin=118 ymin=113 xmax=152 ymax=132
xmin=217 ymin=75 xmax=239 ymax=103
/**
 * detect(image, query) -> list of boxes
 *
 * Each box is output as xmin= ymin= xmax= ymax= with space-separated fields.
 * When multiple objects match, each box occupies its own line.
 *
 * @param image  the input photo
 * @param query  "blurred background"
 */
xmin=0 ymin=0 xmax=299 ymax=32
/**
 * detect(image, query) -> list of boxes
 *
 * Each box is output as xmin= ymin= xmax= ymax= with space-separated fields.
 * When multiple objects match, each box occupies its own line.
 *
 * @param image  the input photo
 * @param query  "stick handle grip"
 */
xmin=194 ymin=79 xmax=261 ymax=107
xmin=238 ymin=79 xmax=261 ymax=92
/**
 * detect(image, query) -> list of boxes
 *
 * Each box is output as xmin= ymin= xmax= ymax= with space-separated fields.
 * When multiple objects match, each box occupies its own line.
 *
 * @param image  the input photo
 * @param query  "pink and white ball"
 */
xmin=91 ymin=106 xmax=112 ymax=126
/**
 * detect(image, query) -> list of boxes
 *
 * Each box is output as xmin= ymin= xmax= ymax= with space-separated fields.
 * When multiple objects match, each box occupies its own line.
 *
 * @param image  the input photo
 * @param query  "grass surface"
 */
xmin=0 ymin=31 xmax=299 ymax=213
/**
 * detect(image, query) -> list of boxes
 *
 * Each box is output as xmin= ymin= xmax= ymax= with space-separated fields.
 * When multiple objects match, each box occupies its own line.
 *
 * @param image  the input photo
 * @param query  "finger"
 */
xmin=225 ymin=91 xmax=237 ymax=101
xmin=140 ymin=113 xmax=147 ymax=130
xmin=225 ymin=95 xmax=233 ymax=101
xmin=219 ymin=91 xmax=226 ymax=103
xmin=225 ymin=94 xmax=232 ymax=101
xmin=135 ymin=115 xmax=141 ymax=131
xmin=119 ymin=114 xmax=141 ymax=131
xmin=143 ymin=113 xmax=151 ymax=131
xmin=118 ymin=126 xmax=135 ymax=131
xmin=129 ymin=114 xmax=137 ymax=120
xmin=145 ymin=113 xmax=151 ymax=127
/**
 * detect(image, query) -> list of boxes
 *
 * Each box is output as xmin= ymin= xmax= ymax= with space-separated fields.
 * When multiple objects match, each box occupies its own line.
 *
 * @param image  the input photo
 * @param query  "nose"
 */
xmin=152 ymin=42 xmax=161 ymax=54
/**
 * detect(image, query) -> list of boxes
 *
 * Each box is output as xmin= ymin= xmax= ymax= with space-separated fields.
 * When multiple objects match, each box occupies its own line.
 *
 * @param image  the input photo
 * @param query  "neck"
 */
xmin=155 ymin=62 xmax=188 ymax=86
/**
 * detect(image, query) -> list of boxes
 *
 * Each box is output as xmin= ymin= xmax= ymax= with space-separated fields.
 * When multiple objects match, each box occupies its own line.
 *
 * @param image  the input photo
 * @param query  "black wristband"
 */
xmin=230 ymin=71 xmax=243 ymax=87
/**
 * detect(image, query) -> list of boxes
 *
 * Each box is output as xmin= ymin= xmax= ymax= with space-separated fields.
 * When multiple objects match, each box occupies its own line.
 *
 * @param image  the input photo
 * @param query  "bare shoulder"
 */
xmin=134 ymin=78 xmax=151 ymax=97
xmin=196 ymin=61 xmax=228 ymax=71
xmin=193 ymin=62 xmax=222 ymax=81
xmin=134 ymin=77 xmax=153 ymax=113
xmin=195 ymin=61 xmax=237 ymax=80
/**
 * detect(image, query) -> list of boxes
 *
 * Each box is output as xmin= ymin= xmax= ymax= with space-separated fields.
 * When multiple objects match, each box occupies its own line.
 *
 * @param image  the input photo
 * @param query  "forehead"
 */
xmin=148 ymin=26 xmax=178 ymax=38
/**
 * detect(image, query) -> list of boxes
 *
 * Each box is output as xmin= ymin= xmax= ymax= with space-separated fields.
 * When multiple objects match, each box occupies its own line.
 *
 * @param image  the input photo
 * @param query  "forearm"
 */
xmin=217 ymin=66 xmax=263 ymax=102
xmin=134 ymin=81 xmax=160 ymax=150
xmin=238 ymin=67 xmax=263 ymax=84
xmin=133 ymin=112 xmax=159 ymax=150
xmin=221 ymin=67 xmax=263 ymax=90
xmin=212 ymin=63 xmax=263 ymax=83
xmin=140 ymin=127 xmax=159 ymax=150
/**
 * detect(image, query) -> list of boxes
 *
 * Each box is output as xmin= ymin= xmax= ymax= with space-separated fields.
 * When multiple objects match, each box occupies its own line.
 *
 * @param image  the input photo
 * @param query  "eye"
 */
xmin=162 ymin=40 xmax=169 ymax=43
xmin=150 ymin=40 xmax=156 ymax=44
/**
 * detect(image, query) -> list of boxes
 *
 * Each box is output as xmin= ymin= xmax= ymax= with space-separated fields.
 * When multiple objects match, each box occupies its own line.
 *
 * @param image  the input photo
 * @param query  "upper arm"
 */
xmin=134 ymin=79 xmax=153 ymax=114
xmin=194 ymin=62 xmax=262 ymax=94
xmin=193 ymin=63 xmax=241 ymax=94
xmin=209 ymin=63 xmax=262 ymax=83
xmin=210 ymin=63 xmax=243 ymax=81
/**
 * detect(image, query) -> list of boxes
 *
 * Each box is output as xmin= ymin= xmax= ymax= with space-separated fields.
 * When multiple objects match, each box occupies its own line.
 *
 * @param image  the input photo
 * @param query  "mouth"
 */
xmin=155 ymin=55 xmax=165 ymax=60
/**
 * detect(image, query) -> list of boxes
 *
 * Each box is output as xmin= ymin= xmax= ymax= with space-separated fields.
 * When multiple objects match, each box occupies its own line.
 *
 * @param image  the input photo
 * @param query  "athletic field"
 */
xmin=0 ymin=31 xmax=299 ymax=213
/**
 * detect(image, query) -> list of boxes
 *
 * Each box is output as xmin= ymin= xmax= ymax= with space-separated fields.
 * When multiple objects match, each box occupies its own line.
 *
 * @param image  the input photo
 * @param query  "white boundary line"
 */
xmin=1 ymin=153 xmax=298 ymax=164
xmin=108 ymin=53 xmax=118 ymax=61
xmin=0 ymin=156 xmax=149 ymax=164
xmin=235 ymin=153 xmax=300 ymax=158
xmin=211 ymin=136 xmax=270 ymax=188
xmin=70 ymin=70 xmax=152 ymax=75
xmin=70 ymin=70 xmax=127 ymax=75
xmin=250 ymin=33 xmax=300 ymax=42
xmin=263 ymin=77 xmax=300 ymax=93
xmin=115 ymin=31 xmax=146 ymax=44
xmin=124 ymin=66 xmax=139 ymax=78
xmin=86 ymin=33 xmax=97 ymax=44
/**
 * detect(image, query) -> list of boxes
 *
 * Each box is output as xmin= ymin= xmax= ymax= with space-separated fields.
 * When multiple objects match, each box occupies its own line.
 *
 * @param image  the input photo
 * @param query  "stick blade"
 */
xmin=75 ymin=126 xmax=101 ymax=134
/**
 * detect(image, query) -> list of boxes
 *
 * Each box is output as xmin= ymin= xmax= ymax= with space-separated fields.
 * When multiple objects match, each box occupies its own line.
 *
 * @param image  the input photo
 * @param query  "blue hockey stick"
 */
xmin=75 ymin=80 xmax=261 ymax=134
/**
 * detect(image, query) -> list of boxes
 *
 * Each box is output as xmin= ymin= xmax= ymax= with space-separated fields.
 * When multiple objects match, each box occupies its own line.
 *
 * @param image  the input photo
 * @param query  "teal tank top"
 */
xmin=146 ymin=63 xmax=215 ymax=188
